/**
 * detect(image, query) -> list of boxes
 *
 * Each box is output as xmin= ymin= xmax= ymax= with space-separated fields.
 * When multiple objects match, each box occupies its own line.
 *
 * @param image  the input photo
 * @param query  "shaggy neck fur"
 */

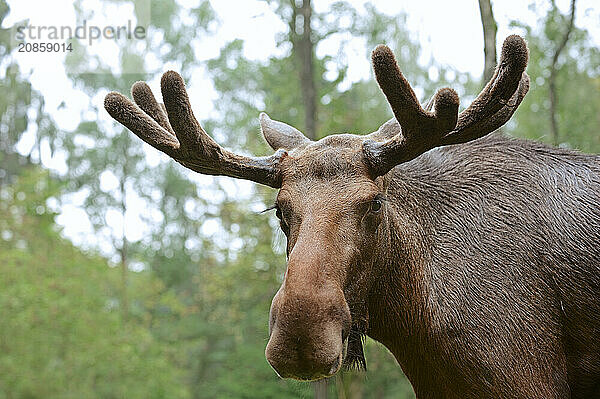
xmin=362 ymin=135 xmax=600 ymax=398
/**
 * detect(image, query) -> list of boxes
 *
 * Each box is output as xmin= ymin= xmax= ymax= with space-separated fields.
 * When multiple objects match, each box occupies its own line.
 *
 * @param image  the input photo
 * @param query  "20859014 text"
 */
xmin=18 ymin=42 xmax=73 ymax=52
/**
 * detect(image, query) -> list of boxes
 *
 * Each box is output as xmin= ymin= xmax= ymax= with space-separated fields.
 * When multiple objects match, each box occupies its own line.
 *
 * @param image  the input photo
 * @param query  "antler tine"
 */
xmin=363 ymin=45 xmax=459 ymax=176
xmin=440 ymin=35 xmax=529 ymax=145
xmin=131 ymin=81 xmax=175 ymax=136
xmin=104 ymin=92 xmax=180 ymax=156
xmin=442 ymin=69 xmax=530 ymax=146
xmin=160 ymin=71 xmax=212 ymax=151
xmin=364 ymin=35 xmax=529 ymax=178
xmin=104 ymin=71 xmax=286 ymax=188
xmin=371 ymin=45 xmax=459 ymax=138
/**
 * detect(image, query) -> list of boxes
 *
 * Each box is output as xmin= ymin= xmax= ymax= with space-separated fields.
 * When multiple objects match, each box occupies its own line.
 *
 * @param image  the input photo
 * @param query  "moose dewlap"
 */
xmin=104 ymin=35 xmax=600 ymax=398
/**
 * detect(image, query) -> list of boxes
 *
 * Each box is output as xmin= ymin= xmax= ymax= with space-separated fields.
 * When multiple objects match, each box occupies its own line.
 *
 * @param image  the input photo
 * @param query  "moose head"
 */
xmin=104 ymin=35 xmax=529 ymax=381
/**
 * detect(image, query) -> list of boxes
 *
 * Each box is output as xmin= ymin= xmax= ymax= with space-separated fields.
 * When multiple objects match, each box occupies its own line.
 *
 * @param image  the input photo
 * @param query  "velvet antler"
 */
xmin=363 ymin=35 xmax=530 ymax=177
xmin=104 ymin=71 xmax=286 ymax=188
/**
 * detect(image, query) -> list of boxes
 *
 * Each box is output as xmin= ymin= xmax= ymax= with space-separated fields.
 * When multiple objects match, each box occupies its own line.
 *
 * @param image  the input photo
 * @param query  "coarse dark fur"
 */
xmin=362 ymin=133 xmax=600 ymax=398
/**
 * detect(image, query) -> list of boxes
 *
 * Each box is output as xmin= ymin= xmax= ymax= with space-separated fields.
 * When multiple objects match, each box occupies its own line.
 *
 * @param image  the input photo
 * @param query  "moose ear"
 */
xmin=260 ymin=112 xmax=310 ymax=151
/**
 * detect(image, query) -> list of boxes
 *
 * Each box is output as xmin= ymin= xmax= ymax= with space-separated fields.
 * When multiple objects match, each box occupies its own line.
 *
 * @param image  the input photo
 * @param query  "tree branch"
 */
xmin=478 ymin=0 xmax=498 ymax=85
xmin=549 ymin=0 xmax=576 ymax=146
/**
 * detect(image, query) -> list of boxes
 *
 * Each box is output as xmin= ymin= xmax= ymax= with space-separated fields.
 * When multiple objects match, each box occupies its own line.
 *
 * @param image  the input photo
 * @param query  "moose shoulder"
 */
xmin=104 ymin=35 xmax=600 ymax=398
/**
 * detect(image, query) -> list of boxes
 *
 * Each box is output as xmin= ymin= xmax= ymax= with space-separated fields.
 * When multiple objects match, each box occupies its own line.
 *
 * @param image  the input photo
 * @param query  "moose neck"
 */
xmin=365 ymin=160 xmax=445 ymax=380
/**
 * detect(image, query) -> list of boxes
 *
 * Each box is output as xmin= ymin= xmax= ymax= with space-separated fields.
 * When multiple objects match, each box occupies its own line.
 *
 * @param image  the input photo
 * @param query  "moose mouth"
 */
xmin=290 ymin=351 xmax=344 ymax=381
xmin=291 ymin=326 xmax=366 ymax=381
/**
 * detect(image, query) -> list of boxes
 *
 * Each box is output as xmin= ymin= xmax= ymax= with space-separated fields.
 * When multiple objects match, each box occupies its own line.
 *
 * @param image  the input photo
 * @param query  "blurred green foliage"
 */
xmin=510 ymin=1 xmax=600 ymax=152
xmin=0 ymin=168 xmax=189 ymax=399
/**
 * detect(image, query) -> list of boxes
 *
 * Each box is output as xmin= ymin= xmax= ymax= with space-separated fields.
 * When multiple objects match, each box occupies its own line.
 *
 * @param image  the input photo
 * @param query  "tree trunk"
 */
xmin=478 ymin=0 xmax=497 ymax=85
xmin=290 ymin=0 xmax=317 ymax=140
xmin=549 ymin=0 xmax=576 ymax=146
xmin=119 ymin=156 xmax=129 ymax=321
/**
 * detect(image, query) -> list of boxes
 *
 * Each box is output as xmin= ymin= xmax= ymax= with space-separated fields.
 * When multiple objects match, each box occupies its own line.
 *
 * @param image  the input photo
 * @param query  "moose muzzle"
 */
xmin=265 ymin=281 xmax=351 ymax=380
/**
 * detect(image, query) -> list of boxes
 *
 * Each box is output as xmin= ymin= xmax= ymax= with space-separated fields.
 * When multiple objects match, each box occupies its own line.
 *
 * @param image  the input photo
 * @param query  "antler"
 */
xmin=363 ymin=35 xmax=530 ymax=177
xmin=104 ymin=71 xmax=286 ymax=188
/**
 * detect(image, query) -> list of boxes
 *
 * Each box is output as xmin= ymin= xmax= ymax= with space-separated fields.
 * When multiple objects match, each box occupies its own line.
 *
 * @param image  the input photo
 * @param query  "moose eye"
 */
xmin=370 ymin=198 xmax=383 ymax=213
xmin=275 ymin=206 xmax=290 ymax=233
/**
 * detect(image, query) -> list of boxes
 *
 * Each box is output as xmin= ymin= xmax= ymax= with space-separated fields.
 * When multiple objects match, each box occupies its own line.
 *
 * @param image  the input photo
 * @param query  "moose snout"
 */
xmin=266 ymin=334 xmax=344 ymax=380
xmin=265 ymin=287 xmax=351 ymax=380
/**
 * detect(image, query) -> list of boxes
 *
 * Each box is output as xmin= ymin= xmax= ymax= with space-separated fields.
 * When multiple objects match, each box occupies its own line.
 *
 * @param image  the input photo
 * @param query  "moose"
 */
xmin=104 ymin=35 xmax=600 ymax=398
